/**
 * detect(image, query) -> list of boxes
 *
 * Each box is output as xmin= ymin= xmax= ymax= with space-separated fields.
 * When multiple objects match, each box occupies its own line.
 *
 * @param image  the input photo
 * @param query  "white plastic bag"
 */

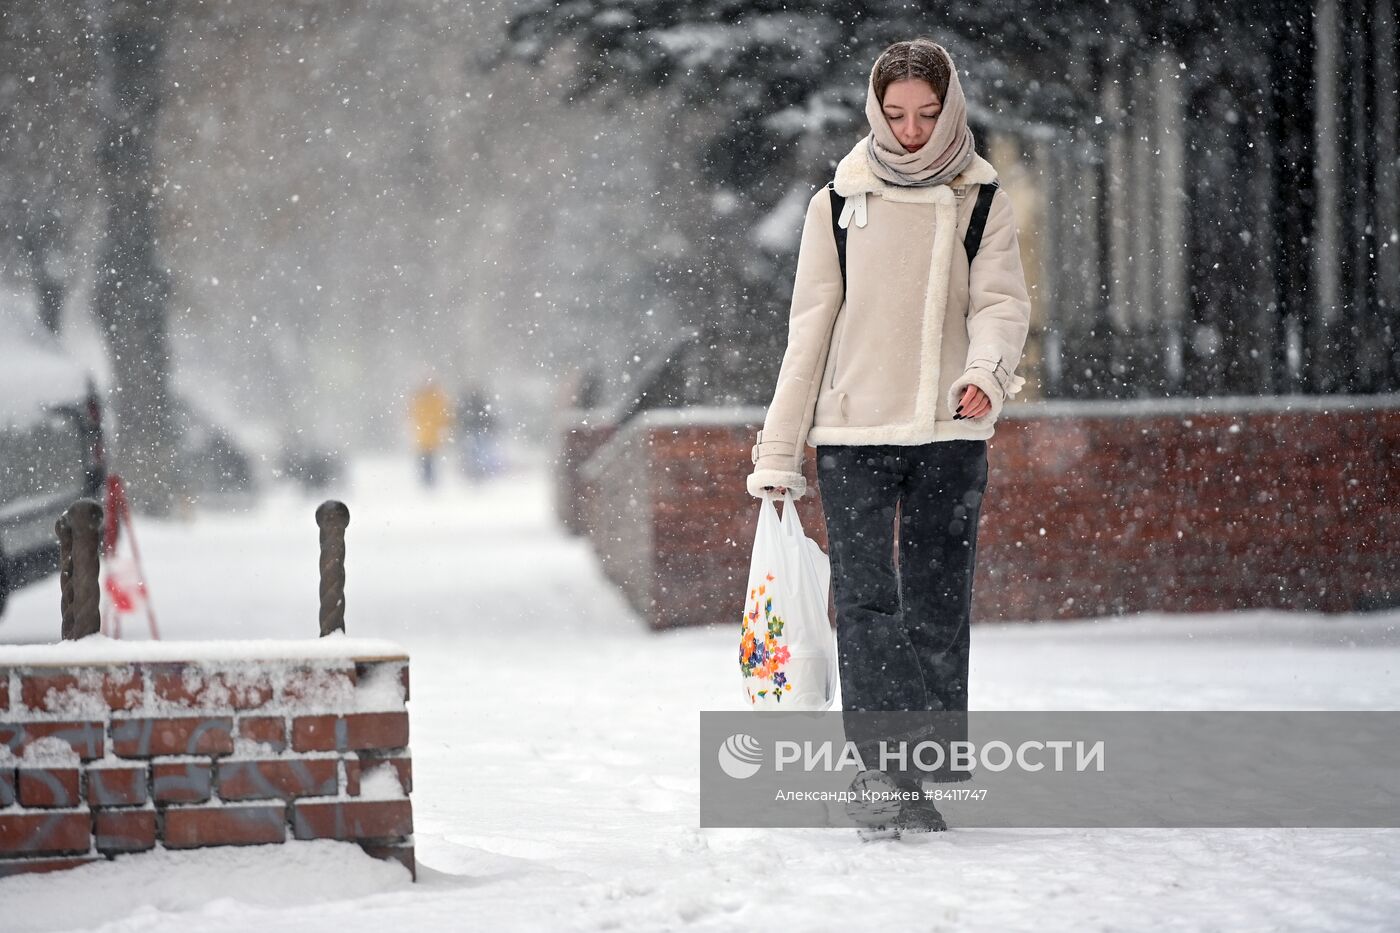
xmin=738 ymin=491 xmax=838 ymax=711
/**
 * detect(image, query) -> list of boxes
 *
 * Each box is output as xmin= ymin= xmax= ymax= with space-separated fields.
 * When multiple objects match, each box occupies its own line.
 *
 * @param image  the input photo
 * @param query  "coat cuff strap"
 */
xmin=751 ymin=436 xmax=798 ymax=465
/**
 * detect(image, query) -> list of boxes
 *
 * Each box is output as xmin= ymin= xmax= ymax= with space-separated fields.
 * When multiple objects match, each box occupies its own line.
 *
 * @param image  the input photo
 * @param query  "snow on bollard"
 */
xmin=316 ymin=500 xmax=350 ymax=637
xmin=63 ymin=499 xmax=103 ymax=640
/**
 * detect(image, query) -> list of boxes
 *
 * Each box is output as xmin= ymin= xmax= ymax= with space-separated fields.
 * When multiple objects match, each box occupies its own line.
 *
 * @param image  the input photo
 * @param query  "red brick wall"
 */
xmin=0 ymin=653 xmax=414 ymax=879
xmin=567 ymin=398 xmax=1400 ymax=629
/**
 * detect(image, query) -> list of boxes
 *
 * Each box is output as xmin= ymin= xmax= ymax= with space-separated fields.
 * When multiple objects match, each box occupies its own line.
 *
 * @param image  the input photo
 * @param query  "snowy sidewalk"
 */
xmin=3 ymin=456 xmax=1399 ymax=932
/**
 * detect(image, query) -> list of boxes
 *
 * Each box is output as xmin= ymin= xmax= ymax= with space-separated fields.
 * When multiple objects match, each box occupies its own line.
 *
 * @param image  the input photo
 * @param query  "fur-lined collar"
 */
xmin=833 ymin=139 xmax=998 ymax=203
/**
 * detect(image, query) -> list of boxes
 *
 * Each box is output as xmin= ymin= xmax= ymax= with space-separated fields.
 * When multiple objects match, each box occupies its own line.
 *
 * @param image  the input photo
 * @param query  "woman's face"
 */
xmin=881 ymin=78 xmax=941 ymax=153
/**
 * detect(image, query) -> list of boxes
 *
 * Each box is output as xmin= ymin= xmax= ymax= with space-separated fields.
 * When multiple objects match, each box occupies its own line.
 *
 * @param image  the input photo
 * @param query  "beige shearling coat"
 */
xmin=746 ymin=141 xmax=1032 ymax=499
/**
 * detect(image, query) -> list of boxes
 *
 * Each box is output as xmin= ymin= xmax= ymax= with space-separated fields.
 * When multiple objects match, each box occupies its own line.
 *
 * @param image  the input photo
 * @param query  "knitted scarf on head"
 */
xmin=862 ymin=43 xmax=976 ymax=188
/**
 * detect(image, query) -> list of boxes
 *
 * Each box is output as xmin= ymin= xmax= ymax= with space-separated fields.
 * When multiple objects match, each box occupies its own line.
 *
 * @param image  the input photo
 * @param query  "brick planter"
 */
xmin=571 ymin=395 xmax=1400 ymax=629
xmin=0 ymin=638 xmax=414 ymax=879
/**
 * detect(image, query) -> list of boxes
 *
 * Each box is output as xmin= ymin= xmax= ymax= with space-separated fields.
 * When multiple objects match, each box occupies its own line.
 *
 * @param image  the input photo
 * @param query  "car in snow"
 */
xmin=0 ymin=305 xmax=105 ymax=617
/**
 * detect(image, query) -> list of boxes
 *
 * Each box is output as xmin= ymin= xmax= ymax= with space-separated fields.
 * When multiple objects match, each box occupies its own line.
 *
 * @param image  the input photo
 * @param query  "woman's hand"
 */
xmin=954 ymin=384 xmax=991 ymax=420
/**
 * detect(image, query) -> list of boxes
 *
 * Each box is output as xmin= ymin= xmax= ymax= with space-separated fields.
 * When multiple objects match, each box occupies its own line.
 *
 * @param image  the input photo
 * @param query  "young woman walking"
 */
xmin=746 ymin=38 xmax=1031 ymax=834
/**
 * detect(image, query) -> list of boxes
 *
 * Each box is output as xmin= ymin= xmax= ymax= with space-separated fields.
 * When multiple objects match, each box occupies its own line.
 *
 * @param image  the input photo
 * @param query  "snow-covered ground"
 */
xmin=3 ymin=456 xmax=1398 ymax=932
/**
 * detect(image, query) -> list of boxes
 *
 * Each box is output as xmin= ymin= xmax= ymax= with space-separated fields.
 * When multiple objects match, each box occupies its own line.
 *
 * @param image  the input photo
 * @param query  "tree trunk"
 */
xmin=94 ymin=0 xmax=180 ymax=516
xmin=26 ymin=241 xmax=68 ymax=337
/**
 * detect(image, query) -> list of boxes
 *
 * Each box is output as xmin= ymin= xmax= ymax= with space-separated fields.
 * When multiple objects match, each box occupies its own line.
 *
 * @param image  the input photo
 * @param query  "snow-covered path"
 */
xmin=3 ymin=457 xmax=1399 ymax=932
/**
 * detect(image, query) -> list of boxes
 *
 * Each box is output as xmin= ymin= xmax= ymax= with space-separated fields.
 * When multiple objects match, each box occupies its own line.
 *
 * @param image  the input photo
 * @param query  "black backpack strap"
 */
xmin=827 ymin=182 xmax=847 ymax=293
xmin=963 ymin=181 xmax=999 ymax=265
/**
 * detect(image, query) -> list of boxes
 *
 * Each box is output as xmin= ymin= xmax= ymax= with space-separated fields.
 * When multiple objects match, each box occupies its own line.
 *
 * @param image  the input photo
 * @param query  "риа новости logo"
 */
xmin=718 ymin=733 xmax=763 ymax=779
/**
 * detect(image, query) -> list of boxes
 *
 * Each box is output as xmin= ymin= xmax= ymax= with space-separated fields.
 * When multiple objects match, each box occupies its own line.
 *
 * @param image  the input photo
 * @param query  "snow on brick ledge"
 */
xmin=0 ymin=634 xmax=414 ymax=881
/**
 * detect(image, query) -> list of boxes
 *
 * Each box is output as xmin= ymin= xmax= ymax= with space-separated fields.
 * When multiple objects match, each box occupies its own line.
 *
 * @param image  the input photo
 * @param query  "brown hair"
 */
xmin=872 ymin=38 xmax=951 ymax=104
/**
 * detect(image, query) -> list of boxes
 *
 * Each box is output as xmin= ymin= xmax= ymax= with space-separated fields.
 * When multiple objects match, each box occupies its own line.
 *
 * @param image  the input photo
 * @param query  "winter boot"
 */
xmin=844 ymin=769 xmax=906 ymax=840
xmin=891 ymin=776 xmax=948 ymax=833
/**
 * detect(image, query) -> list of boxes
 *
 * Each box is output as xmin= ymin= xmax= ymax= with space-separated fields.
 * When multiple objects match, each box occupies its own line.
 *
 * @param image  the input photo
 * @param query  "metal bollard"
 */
xmin=64 ymin=499 xmax=103 ymax=640
xmin=316 ymin=500 xmax=350 ymax=636
xmin=55 ymin=514 xmax=74 ymax=636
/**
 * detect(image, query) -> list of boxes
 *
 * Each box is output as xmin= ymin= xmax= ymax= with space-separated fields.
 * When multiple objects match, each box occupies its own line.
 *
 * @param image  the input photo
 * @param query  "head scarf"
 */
xmin=863 ymin=42 xmax=976 ymax=188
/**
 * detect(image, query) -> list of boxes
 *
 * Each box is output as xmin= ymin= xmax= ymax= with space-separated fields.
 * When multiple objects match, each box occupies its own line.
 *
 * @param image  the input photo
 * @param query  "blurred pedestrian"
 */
xmin=409 ymin=377 xmax=452 ymax=487
xmin=745 ymin=38 xmax=1031 ymax=835
xmin=456 ymin=385 xmax=497 ymax=481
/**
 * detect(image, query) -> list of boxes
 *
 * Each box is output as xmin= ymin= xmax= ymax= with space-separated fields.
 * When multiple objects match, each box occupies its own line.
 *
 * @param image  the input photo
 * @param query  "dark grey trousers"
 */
xmin=816 ymin=440 xmax=989 ymax=783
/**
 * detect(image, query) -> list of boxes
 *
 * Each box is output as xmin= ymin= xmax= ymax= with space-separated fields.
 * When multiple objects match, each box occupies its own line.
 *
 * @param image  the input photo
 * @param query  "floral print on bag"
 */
xmin=740 ymin=574 xmax=794 ymax=702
